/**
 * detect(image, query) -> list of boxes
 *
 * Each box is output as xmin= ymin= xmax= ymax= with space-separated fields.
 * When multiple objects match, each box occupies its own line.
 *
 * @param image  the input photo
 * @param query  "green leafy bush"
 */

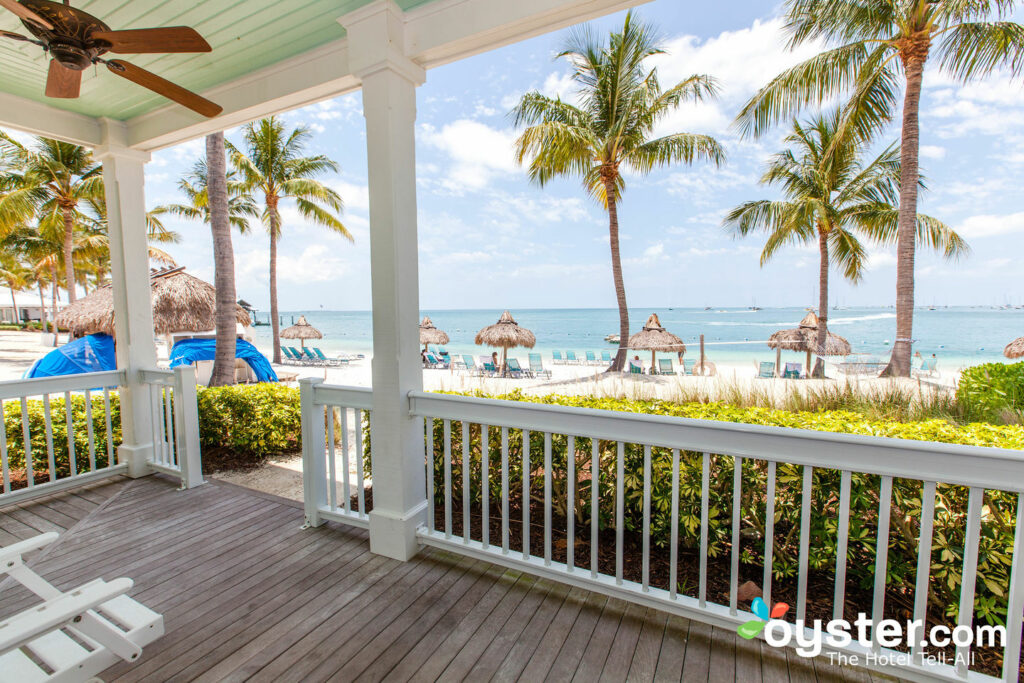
xmin=196 ymin=383 xmax=301 ymax=468
xmin=957 ymin=362 xmax=1024 ymax=423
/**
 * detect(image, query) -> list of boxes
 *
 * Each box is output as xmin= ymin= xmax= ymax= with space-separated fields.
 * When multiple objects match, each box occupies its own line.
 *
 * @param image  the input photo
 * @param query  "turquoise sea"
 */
xmin=251 ymin=306 xmax=1024 ymax=370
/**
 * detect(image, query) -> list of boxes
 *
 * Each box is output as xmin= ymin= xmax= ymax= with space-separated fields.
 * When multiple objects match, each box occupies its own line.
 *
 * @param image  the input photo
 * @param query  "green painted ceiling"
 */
xmin=0 ymin=0 xmax=438 ymax=120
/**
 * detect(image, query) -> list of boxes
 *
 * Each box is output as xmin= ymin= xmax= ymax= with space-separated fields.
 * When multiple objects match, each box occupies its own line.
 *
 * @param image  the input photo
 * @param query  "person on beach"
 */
xmin=629 ymin=355 xmax=643 ymax=373
xmin=491 ymin=351 xmax=502 ymax=374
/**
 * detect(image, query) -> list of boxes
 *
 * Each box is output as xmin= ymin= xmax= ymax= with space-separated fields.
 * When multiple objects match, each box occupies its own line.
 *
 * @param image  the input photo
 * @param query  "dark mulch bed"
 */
xmin=353 ymin=487 xmax=1019 ymax=678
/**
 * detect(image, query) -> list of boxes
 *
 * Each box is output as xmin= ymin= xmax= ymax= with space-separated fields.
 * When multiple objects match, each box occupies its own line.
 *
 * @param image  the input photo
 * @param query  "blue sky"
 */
xmin=142 ymin=0 xmax=1024 ymax=312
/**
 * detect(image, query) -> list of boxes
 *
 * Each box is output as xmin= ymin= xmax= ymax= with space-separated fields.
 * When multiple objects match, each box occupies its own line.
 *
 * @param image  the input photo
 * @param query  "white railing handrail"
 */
xmin=310 ymin=383 xmax=373 ymax=410
xmin=408 ymin=391 xmax=1024 ymax=493
xmin=0 ymin=370 xmax=125 ymax=401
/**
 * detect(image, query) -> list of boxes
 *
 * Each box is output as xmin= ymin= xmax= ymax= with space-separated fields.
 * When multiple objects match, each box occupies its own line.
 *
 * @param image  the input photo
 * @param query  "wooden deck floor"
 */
xmin=0 ymin=476 xmax=891 ymax=682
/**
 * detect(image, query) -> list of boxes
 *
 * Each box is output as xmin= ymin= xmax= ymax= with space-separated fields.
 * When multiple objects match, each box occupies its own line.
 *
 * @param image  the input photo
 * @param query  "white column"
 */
xmin=341 ymin=1 xmax=427 ymax=561
xmin=94 ymin=121 xmax=156 ymax=478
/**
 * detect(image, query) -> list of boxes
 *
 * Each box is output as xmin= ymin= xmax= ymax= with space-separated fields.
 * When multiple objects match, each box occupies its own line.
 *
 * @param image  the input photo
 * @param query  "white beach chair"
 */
xmin=0 ymin=532 xmax=164 ymax=682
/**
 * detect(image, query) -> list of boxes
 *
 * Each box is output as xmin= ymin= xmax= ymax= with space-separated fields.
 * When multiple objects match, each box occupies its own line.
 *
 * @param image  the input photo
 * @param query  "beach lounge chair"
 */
xmin=301 ymin=347 xmax=324 ymax=365
xmin=682 ymin=358 xmax=696 ymax=375
xmin=507 ymin=358 xmax=527 ymax=378
xmin=913 ymin=357 xmax=939 ymax=378
xmin=461 ymin=355 xmax=478 ymax=375
xmin=657 ymin=358 xmax=676 ymax=375
xmin=566 ymin=351 xmax=579 ymax=365
xmin=585 ymin=351 xmax=598 ymax=365
xmin=313 ymin=347 xmax=347 ymax=366
xmin=783 ymin=362 xmax=802 ymax=379
xmin=601 ymin=351 xmax=613 ymax=363
xmin=552 ymin=351 xmax=563 ymax=364
xmin=758 ymin=361 xmax=776 ymax=378
xmin=0 ymin=533 xmax=164 ymax=681
xmin=629 ymin=361 xmax=643 ymax=374
xmin=281 ymin=347 xmax=299 ymax=364
xmin=529 ymin=353 xmax=552 ymax=379
xmin=288 ymin=347 xmax=315 ymax=365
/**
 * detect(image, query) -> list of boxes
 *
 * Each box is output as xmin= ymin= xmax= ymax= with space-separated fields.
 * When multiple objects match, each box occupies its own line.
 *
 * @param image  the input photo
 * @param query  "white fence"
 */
xmin=301 ymin=383 xmax=1024 ymax=682
xmin=139 ymin=367 xmax=204 ymax=490
xmin=0 ymin=370 xmax=126 ymax=506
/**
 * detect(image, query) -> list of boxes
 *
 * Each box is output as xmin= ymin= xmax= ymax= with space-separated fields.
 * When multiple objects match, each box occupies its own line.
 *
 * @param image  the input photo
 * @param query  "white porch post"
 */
xmin=341 ymin=1 xmax=427 ymax=561
xmin=94 ymin=121 xmax=156 ymax=478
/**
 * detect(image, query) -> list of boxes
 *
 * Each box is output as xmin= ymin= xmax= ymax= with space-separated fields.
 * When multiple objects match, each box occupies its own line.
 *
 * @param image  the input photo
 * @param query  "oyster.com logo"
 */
xmin=737 ymin=597 xmax=789 ymax=639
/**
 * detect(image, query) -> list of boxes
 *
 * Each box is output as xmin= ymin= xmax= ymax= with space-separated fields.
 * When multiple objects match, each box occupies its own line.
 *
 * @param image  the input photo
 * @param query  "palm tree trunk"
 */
xmin=50 ymin=264 xmax=59 ymax=346
xmin=269 ymin=209 xmax=282 ymax=365
xmin=63 ymin=208 xmax=76 ymax=303
xmin=38 ymin=283 xmax=47 ymax=334
xmin=814 ymin=230 xmax=829 ymax=378
xmin=207 ymin=133 xmax=237 ymax=387
xmin=10 ymin=286 xmax=19 ymax=324
xmin=882 ymin=54 xmax=926 ymax=378
xmin=604 ymin=178 xmax=629 ymax=372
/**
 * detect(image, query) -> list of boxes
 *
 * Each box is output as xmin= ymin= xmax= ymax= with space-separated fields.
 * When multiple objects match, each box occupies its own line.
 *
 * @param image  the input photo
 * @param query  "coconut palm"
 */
xmin=207 ymin=132 xmax=240 ymax=386
xmin=0 ymin=253 xmax=29 ymax=323
xmin=228 ymin=117 xmax=351 ymax=364
xmin=724 ymin=110 xmax=967 ymax=373
xmin=736 ymin=0 xmax=1024 ymax=376
xmin=0 ymin=134 xmax=102 ymax=304
xmin=512 ymin=12 xmax=725 ymax=371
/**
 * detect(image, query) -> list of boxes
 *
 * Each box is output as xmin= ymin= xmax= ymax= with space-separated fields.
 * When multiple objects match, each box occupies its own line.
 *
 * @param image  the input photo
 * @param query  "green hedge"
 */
xmin=957 ymin=362 xmax=1024 ymax=423
xmin=196 ymin=383 xmax=301 ymax=469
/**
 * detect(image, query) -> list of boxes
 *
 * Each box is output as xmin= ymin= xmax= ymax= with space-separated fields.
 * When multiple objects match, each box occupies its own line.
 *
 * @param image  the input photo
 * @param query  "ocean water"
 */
xmin=251 ymin=306 xmax=1024 ymax=370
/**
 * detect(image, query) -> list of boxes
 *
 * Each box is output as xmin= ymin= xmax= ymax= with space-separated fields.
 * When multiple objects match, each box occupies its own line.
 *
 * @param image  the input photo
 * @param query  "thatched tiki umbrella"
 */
xmin=419 ymin=316 xmax=449 ymax=352
xmin=1005 ymin=337 xmax=1024 ymax=360
xmin=474 ymin=310 xmax=535 ymax=376
xmin=628 ymin=313 xmax=685 ymax=370
xmin=767 ymin=310 xmax=851 ymax=374
xmin=56 ymin=267 xmax=251 ymax=337
xmin=281 ymin=315 xmax=323 ymax=349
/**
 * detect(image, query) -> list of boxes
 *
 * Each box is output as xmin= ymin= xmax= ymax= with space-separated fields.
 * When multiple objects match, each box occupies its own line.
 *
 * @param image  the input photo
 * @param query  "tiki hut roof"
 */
xmin=474 ymin=310 xmax=535 ymax=349
xmin=1005 ymin=336 xmax=1024 ymax=359
xmin=281 ymin=315 xmax=323 ymax=340
xmin=56 ymin=267 xmax=252 ymax=338
xmin=419 ymin=316 xmax=450 ymax=346
xmin=767 ymin=310 xmax=851 ymax=356
xmin=628 ymin=313 xmax=685 ymax=353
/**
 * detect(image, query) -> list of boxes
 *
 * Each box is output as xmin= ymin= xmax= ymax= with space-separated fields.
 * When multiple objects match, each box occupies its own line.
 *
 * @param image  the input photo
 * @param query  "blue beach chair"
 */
xmin=683 ymin=359 xmax=696 ymax=375
xmin=565 ymin=351 xmax=579 ymax=365
xmin=758 ymin=361 xmax=776 ymax=378
xmin=552 ymin=351 xmax=563 ymax=364
xmin=657 ymin=358 xmax=676 ymax=375
xmin=601 ymin=351 xmax=613 ymax=363
xmin=529 ymin=353 xmax=551 ymax=379
xmin=783 ymin=362 xmax=802 ymax=379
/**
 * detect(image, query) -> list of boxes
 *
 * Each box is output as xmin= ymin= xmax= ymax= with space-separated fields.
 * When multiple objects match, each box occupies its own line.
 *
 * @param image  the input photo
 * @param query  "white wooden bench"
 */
xmin=0 ymin=532 xmax=163 ymax=682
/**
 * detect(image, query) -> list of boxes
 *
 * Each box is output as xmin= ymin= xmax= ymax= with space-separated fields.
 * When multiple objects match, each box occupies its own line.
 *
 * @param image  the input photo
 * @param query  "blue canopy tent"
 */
xmin=26 ymin=334 xmax=117 ymax=379
xmin=169 ymin=338 xmax=277 ymax=383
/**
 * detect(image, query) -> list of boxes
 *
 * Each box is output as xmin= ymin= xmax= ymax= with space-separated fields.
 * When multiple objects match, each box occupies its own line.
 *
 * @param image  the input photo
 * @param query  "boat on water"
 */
xmin=604 ymin=334 xmax=620 ymax=344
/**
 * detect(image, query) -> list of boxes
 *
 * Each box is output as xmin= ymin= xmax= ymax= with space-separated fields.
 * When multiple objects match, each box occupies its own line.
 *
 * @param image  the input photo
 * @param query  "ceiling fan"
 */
xmin=0 ymin=0 xmax=222 ymax=117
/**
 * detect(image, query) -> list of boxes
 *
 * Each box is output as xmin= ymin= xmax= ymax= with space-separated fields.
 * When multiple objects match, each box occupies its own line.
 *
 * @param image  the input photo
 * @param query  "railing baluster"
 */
xmin=764 ymin=460 xmax=776 ymax=607
xmin=590 ymin=438 xmax=598 ymax=579
xmin=956 ymin=487 xmax=983 ymax=677
xmin=326 ymin=406 xmax=338 ymax=512
xmin=544 ymin=431 xmax=552 ymax=566
xmin=63 ymin=391 xmax=76 ymax=477
xmin=642 ymin=444 xmax=651 ymax=592
xmin=522 ymin=429 xmax=530 ymax=560
xmin=871 ymin=475 xmax=894 ymax=651
xmin=699 ymin=452 xmax=709 ymax=608
xmin=163 ymin=385 xmax=175 ymax=465
xmin=0 ymin=398 xmax=8 ymax=493
xmin=482 ymin=424 xmax=489 ymax=549
xmin=616 ymin=441 xmax=624 ymax=585
xmin=340 ymin=407 xmax=351 ymax=514
xmin=42 ymin=394 xmax=55 ymax=481
xmin=796 ymin=465 xmax=813 ymax=622
xmin=20 ymin=397 xmax=32 ymax=486
xmin=1002 ymin=492 xmax=1024 ymax=682
xmin=444 ymin=419 xmax=452 ymax=538
xmin=834 ymin=469 xmax=852 ymax=621
xmin=148 ymin=385 xmax=162 ymax=465
xmin=425 ymin=418 xmax=434 ymax=533
xmin=462 ymin=421 xmax=470 ymax=544
xmin=102 ymin=388 xmax=113 ymax=468
xmin=84 ymin=389 xmax=96 ymax=472
xmin=911 ymin=481 xmax=936 ymax=660
xmin=670 ymin=448 xmax=680 ymax=599
xmin=730 ymin=456 xmax=743 ymax=615
xmin=356 ymin=410 xmax=366 ymax=515
xmin=567 ymin=435 xmax=575 ymax=572
xmin=501 ymin=426 xmax=509 ymax=555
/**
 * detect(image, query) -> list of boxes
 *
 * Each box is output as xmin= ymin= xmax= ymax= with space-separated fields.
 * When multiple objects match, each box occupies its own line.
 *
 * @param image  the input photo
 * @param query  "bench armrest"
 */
xmin=0 ymin=532 xmax=59 ymax=573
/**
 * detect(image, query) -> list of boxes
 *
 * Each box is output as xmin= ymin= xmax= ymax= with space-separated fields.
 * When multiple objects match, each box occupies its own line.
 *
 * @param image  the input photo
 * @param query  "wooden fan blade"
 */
xmin=45 ymin=60 xmax=81 ymax=99
xmin=106 ymin=59 xmax=222 ymax=117
xmin=0 ymin=0 xmax=52 ymax=30
xmin=0 ymin=29 xmax=31 ymax=42
xmin=90 ymin=27 xmax=211 ymax=54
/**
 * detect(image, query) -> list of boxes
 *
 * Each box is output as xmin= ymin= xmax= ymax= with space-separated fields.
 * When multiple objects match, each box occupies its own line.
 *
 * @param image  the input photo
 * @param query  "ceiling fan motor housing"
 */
xmin=49 ymin=42 xmax=91 ymax=69
xmin=21 ymin=0 xmax=112 ymax=68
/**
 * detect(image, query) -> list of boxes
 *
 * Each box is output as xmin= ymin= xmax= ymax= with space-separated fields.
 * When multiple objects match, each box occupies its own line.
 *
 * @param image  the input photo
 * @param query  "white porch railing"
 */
xmin=301 ymin=384 xmax=1024 ymax=682
xmin=139 ymin=367 xmax=204 ymax=490
xmin=0 ymin=370 xmax=126 ymax=506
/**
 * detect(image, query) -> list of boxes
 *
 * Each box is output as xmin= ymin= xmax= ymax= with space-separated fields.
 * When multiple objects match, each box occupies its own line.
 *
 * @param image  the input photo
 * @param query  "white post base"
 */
xmin=117 ymin=443 xmax=152 ymax=479
xmin=368 ymin=502 xmax=427 ymax=561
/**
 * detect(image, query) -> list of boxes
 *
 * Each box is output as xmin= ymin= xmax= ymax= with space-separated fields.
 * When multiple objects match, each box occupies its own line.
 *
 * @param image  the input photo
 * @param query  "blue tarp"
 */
xmin=169 ymin=338 xmax=278 ymax=383
xmin=26 ymin=334 xmax=117 ymax=379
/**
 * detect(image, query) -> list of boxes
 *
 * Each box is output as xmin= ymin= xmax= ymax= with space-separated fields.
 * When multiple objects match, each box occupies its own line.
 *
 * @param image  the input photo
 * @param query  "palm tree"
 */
xmin=512 ymin=12 xmax=725 ymax=371
xmin=724 ymin=110 xmax=967 ymax=371
xmin=736 ymin=0 xmax=1024 ymax=376
xmin=0 ymin=134 xmax=103 ymax=304
xmin=228 ymin=117 xmax=351 ymax=364
xmin=0 ymin=253 xmax=29 ymax=324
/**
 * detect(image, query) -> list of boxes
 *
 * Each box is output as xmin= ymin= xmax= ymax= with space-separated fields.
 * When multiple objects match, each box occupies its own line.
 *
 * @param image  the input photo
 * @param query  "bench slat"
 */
xmin=25 ymin=629 xmax=92 ymax=673
xmin=0 ymin=647 xmax=49 ymax=683
xmin=97 ymin=594 xmax=161 ymax=632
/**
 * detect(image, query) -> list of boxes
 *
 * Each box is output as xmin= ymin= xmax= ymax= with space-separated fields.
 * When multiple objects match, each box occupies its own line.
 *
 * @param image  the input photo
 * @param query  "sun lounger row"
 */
xmin=628 ymin=357 xmax=698 ymax=375
xmin=552 ymin=350 xmax=614 ymax=365
xmin=444 ymin=353 xmax=552 ymax=379
xmin=281 ymin=346 xmax=351 ymax=366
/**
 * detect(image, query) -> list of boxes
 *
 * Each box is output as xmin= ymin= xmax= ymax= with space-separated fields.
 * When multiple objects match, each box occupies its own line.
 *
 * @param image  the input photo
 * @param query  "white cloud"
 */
xmin=920 ymin=145 xmax=946 ymax=160
xmin=542 ymin=71 xmax=575 ymax=100
xmin=239 ymin=244 xmax=349 ymax=284
xmin=419 ymin=119 xmax=518 ymax=193
xmin=331 ymin=180 xmax=369 ymax=212
xmin=956 ymin=211 xmax=1024 ymax=239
